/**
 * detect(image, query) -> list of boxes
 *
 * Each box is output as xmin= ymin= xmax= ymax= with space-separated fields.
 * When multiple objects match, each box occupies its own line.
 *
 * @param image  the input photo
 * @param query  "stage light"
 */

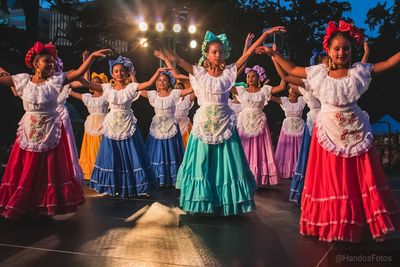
xmin=139 ymin=22 xmax=148 ymax=32
xmin=155 ymin=22 xmax=165 ymax=32
xmin=188 ymin=24 xmax=196 ymax=34
xmin=190 ymin=40 xmax=197 ymax=49
xmin=139 ymin=38 xmax=148 ymax=48
xmin=173 ymin=23 xmax=182 ymax=33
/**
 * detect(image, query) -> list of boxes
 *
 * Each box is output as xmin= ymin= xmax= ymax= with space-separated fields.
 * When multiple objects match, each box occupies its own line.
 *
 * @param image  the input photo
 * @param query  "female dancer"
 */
xmin=256 ymin=20 xmax=400 ymax=241
xmin=234 ymin=65 xmax=286 ymax=186
xmin=0 ymin=42 xmax=110 ymax=219
xmin=271 ymin=86 xmax=305 ymax=180
xmin=141 ymin=70 xmax=193 ymax=187
xmin=80 ymin=56 xmax=168 ymax=197
xmin=162 ymin=27 xmax=286 ymax=215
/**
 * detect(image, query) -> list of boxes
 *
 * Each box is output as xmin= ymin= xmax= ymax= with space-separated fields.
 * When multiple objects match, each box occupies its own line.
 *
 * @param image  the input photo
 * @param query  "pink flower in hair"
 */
xmin=245 ymin=65 xmax=267 ymax=83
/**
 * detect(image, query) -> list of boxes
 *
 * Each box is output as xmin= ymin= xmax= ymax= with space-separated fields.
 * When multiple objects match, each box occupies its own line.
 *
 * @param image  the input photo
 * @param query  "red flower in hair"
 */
xmin=322 ymin=20 xmax=364 ymax=53
xmin=24 ymin=41 xmax=57 ymax=68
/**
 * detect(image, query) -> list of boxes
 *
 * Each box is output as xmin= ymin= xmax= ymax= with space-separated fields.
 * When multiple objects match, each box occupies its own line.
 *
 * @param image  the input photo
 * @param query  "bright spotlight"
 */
xmin=190 ymin=40 xmax=197 ymax=49
xmin=173 ymin=23 xmax=182 ymax=33
xmin=139 ymin=38 xmax=148 ymax=48
xmin=188 ymin=24 xmax=196 ymax=34
xmin=139 ymin=22 xmax=148 ymax=32
xmin=155 ymin=22 xmax=165 ymax=32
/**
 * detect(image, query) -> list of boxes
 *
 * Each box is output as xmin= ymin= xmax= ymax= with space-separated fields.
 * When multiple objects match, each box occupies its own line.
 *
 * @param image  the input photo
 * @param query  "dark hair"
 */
xmin=175 ymin=81 xmax=185 ymax=88
xmin=205 ymin=39 xmax=223 ymax=53
xmin=327 ymin=31 xmax=355 ymax=51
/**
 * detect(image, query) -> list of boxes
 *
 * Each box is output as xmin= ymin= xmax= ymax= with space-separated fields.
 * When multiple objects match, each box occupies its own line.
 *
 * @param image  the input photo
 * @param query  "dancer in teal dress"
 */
xmin=161 ymin=27 xmax=286 ymax=215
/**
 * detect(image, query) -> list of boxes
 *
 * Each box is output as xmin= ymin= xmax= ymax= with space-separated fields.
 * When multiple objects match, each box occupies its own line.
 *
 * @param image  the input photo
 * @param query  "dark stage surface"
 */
xmin=0 ymin=179 xmax=399 ymax=267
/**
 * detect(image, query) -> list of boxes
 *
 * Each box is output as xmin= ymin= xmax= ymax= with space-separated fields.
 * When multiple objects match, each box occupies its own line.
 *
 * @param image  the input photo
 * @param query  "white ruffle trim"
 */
xmin=191 ymin=113 xmax=236 ymax=144
xmin=305 ymin=63 xmax=373 ymax=106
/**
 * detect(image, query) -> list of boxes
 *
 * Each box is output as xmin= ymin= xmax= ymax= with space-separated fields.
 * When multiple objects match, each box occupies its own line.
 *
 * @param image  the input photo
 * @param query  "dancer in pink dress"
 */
xmin=234 ymin=65 xmax=286 ymax=186
xmin=271 ymin=88 xmax=305 ymax=179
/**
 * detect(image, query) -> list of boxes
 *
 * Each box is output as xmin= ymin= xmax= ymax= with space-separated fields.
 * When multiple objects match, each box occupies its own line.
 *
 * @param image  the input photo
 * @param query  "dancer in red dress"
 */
xmin=256 ymin=20 xmax=400 ymax=242
xmin=0 ymin=42 xmax=110 ymax=220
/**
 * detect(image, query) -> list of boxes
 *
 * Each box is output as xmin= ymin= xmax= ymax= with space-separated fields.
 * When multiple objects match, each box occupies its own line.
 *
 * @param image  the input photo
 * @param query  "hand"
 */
xmin=161 ymin=48 xmax=178 ymax=63
xmin=154 ymin=50 xmax=167 ymax=61
xmin=244 ymin=33 xmax=255 ymax=49
xmin=264 ymin=26 xmax=286 ymax=36
xmin=91 ymin=49 xmax=113 ymax=58
xmin=255 ymin=46 xmax=274 ymax=56
xmin=157 ymin=67 xmax=171 ymax=73
xmin=82 ymin=50 xmax=90 ymax=60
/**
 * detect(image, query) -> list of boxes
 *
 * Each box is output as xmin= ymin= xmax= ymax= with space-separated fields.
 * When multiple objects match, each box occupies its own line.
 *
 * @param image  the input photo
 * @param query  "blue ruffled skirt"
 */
xmin=289 ymin=128 xmax=312 ymax=204
xmin=146 ymin=132 xmax=184 ymax=186
xmin=90 ymin=129 xmax=154 ymax=198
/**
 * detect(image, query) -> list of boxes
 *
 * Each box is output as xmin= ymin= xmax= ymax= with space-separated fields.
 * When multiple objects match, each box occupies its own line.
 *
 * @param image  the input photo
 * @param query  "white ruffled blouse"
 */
xmin=280 ymin=97 xmax=305 ymax=136
xmin=175 ymin=95 xmax=194 ymax=135
xmin=82 ymin=93 xmax=109 ymax=136
xmin=236 ymin=85 xmax=272 ymax=137
xmin=189 ymin=64 xmax=237 ymax=144
xmin=298 ymin=86 xmax=321 ymax=135
xmin=303 ymin=63 xmax=374 ymax=157
xmin=148 ymin=89 xmax=181 ymax=139
xmin=228 ymin=99 xmax=242 ymax=123
xmin=12 ymin=73 xmax=66 ymax=152
xmin=101 ymin=82 xmax=141 ymax=140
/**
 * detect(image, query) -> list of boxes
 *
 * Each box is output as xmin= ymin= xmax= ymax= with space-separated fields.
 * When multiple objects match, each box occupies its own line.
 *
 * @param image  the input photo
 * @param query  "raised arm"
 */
xmin=82 ymin=50 xmax=90 ymax=81
xmin=64 ymin=49 xmax=112 ymax=84
xmin=372 ymin=51 xmax=400 ymax=74
xmin=162 ymin=48 xmax=193 ymax=75
xmin=154 ymin=50 xmax=189 ymax=80
xmin=237 ymin=33 xmax=255 ymax=75
xmin=236 ymin=26 xmax=286 ymax=70
xmin=77 ymin=77 xmax=102 ymax=92
xmin=256 ymin=46 xmax=307 ymax=78
xmin=269 ymin=95 xmax=282 ymax=105
xmin=269 ymin=44 xmax=305 ymax=87
xmin=0 ymin=75 xmax=14 ymax=88
xmin=180 ymin=87 xmax=194 ymax=97
xmin=137 ymin=67 xmax=170 ymax=91
xmin=361 ymin=41 xmax=369 ymax=64
xmin=271 ymin=79 xmax=287 ymax=94
xmin=0 ymin=67 xmax=17 ymax=95
xmin=69 ymin=90 xmax=83 ymax=101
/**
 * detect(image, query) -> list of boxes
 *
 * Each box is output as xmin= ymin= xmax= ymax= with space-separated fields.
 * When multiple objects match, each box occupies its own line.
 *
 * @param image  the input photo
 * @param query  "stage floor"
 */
xmin=0 ymin=178 xmax=399 ymax=267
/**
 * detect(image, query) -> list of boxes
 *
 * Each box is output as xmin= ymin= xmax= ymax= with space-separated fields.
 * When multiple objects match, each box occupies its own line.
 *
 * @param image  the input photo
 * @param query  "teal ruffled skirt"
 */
xmin=176 ymin=129 xmax=257 ymax=216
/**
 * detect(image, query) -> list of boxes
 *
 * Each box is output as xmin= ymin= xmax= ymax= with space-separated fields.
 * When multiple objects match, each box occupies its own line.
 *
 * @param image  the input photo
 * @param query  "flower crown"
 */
xmin=323 ymin=20 xmax=364 ymax=54
xmin=160 ymin=71 xmax=176 ymax=86
xmin=245 ymin=65 xmax=267 ymax=83
xmin=25 ymin=41 xmax=57 ymax=68
xmin=108 ymin=56 xmax=135 ymax=75
xmin=91 ymin=72 xmax=109 ymax=83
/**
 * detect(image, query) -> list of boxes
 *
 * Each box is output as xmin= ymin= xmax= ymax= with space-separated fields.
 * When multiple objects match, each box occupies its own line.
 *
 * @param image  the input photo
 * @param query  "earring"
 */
xmin=328 ymin=57 xmax=336 ymax=70
xmin=203 ymin=59 xmax=210 ymax=69
xmin=36 ymin=69 xmax=42 ymax=78
xmin=219 ymin=61 xmax=226 ymax=70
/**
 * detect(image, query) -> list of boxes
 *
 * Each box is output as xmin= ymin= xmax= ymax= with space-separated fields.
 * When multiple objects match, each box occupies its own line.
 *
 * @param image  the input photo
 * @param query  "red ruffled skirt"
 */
xmin=300 ymin=128 xmax=400 ymax=242
xmin=0 ymin=127 xmax=85 ymax=220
